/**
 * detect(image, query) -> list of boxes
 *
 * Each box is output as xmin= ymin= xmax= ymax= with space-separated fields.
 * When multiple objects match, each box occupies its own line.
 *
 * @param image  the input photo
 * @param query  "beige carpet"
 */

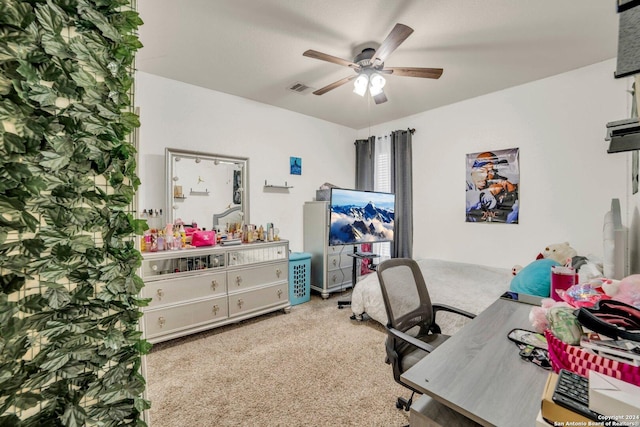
xmin=144 ymin=293 xmax=411 ymax=426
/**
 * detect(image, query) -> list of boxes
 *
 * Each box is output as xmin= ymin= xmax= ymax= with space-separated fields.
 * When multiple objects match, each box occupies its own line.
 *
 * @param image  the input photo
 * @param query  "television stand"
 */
xmin=337 ymin=248 xmax=379 ymax=309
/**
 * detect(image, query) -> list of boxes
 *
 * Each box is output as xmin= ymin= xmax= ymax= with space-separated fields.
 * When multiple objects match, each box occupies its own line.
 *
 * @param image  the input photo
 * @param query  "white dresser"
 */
xmin=303 ymin=201 xmax=356 ymax=299
xmin=140 ymin=240 xmax=290 ymax=343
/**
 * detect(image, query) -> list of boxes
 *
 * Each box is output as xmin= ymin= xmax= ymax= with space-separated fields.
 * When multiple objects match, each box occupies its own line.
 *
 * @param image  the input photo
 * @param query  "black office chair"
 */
xmin=377 ymin=258 xmax=476 ymax=411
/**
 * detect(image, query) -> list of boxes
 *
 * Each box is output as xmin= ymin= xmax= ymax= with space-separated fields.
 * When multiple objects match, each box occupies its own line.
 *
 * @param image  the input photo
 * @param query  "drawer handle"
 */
xmin=235 ymin=276 xmax=242 ymax=286
xmin=156 ymin=289 xmax=164 ymax=299
xmin=211 ymin=280 xmax=218 ymax=291
xmin=212 ymin=304 xmax=219 ymax=315
xmin=332 ymin=259 xmax=337 ymax=266
xmin=158 ymin=316 xmax=166 ymax=328
xmin=237 ymin=299 xmax=244 ymax=308
xmin=276 ymin=268 xmax=282 ymax=278
xmin=332 ymin=274 xmax=337 ymax=284
xmin=277 ymin=289 xmax=282 ymax=298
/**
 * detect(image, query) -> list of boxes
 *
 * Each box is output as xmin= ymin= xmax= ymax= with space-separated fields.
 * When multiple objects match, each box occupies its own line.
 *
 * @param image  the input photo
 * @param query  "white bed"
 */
xmin=350 ymin=258 xmax=513 ymax=333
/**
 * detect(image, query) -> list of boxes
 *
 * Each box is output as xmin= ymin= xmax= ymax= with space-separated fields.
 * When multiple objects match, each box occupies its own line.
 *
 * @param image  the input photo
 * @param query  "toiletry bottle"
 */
xmin=179 ymin=224 xmax=186 ymax=248
xmin=157 ymin=231 xmax=165 ymax=251
xmin=150 ymin=229 xmax=158 ymax=252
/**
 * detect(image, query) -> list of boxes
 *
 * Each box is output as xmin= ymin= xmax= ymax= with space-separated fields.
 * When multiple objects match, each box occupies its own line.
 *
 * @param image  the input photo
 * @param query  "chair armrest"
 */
xmin=386 ymin=326 xmax=436 ymax=353
xmin=432 ymin=303 xmax=476 ymax=320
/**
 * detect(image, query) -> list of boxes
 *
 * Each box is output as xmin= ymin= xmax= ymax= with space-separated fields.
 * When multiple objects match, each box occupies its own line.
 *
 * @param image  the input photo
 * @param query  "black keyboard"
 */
xmin=552 ymin=370 xmax=601 ymax=421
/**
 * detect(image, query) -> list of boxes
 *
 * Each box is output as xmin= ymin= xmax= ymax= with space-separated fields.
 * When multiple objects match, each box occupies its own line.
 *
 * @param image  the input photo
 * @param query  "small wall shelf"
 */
xmin=174 ymin=195 xmax=187 ymax=200
xmin=190 ymin=188 xmax=209 ymax=196
xmin=264 ymin=180 xmax=293 ymax=189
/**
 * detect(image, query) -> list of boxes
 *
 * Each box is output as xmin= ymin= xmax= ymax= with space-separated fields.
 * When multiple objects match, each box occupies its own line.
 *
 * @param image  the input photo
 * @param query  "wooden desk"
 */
xmin=400 ymin=298 xmax=549 ymax=426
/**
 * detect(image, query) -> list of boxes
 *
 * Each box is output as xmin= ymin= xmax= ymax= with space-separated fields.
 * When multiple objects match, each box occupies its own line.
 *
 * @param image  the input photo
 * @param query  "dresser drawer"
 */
xmin=327 ymin=253 xmax=353 ymax=272
xmin=227 ymin=244 xmax=288 ymax=266
xmin=326 ymin=267 xmax=352 ymax=287
xmin=228 ymin=283 xmax=288 ymax=317
xmin=144 ymin=296 xmax=228 ymax=339
xmin=227 ymin=261 xmax=288 ymax=291
xmin=327 ymin=244 xmax=355 ymax=255
xmin=141 ymin=272 xmax=227 ymax=308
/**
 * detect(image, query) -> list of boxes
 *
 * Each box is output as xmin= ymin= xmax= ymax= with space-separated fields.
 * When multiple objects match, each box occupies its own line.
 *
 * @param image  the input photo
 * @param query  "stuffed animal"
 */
xmin=510 ymin=258 xmax=561 ymax=297
xmin=603 ymin=274 xmax=640 ymax=308
xmin=542 ymin=242 xmax=577 ymax=265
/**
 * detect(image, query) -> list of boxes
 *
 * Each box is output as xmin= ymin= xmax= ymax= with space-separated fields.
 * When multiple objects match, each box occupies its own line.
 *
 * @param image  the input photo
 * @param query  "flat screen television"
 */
xmin=328 ymin=188 xmax=395 ymax=246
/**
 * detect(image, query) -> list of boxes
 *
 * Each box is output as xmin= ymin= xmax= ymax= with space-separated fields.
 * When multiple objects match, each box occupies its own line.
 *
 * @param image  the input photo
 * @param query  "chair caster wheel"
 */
xmin=396 ymin=400 xmax=404 ymax=410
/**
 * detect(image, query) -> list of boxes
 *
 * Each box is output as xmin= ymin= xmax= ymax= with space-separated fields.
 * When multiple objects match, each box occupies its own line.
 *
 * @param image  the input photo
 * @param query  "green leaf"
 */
xmin=14 ymin=391 xmax=40 ymax=411
xmin=23 ymin=176 xmax=47 ymax=195
xmin=21 ymin=211 xmax=39 ymax=233
xmin=131 ymin=218 xmax=148 ymax=235
xmin=40 ymin=352 xmax=70 ymax=372
xmin=61 ymin=405 xmax=87 ymax=427
xmin=71 ymin=68 xmax=97 ymax=88
xmin=44 ymin=285 xmax=71 ymax=309
xmin=120 ymin=111 xmax=140 ymax=129
xmin=79 ymin=7 xmax=122 ymax=42
xmin=41 ymin=32 xmax=71 ymax=58
xmin=21 ymin=238 xmax=45 ymax=257
xmin=69 ymin=235 xmax=95 ymax=253
xmin=0 ymin=274 xmax=26 ymax=294
xmin=16 ymin=61 xmax=39 ymax=83
xmin=34 ymin=1 xmax=65 ymax=35
xmin=39 ymin=151 xmax=70 ymax=171
xmin=27 ymin=84 xmax=57 ymax=107
xmin=3 ymin=132 xmax=27 ymax=154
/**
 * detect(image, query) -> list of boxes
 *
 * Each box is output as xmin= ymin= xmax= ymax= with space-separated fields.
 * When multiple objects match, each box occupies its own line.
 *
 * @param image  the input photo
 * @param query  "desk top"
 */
xmin=400 ymin=298 xmax=549 ymax=426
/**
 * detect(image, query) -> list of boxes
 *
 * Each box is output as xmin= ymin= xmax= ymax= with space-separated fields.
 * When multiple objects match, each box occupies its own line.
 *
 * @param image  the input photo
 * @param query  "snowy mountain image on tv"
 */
xmin=329 ymin=188 xmax=395 ymax=246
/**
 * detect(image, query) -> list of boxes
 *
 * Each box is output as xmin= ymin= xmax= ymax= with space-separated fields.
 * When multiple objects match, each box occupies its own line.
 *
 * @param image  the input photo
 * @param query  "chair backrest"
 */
xmin=377 ymin=258 xmax=434 ymax=333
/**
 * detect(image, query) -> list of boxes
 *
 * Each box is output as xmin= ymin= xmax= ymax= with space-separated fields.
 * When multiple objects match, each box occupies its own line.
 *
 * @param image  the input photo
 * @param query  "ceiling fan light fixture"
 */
xmin=369 ymin=73 xmax=386 ymax=96
xmin=353 ymin=74 xmax=369 ymax=96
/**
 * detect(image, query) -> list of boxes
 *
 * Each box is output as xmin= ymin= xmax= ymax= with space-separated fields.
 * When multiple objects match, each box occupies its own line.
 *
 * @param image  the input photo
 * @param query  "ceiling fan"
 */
xmin=303 ymin=23 xmax=443 ymax=104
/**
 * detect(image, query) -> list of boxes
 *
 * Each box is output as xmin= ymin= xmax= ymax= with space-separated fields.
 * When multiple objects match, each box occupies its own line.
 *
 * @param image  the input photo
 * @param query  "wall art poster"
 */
xmin=466 ymin=148 xmax=519 ymax=223
xmin=290 ymin=156 xmax=302 ymax=175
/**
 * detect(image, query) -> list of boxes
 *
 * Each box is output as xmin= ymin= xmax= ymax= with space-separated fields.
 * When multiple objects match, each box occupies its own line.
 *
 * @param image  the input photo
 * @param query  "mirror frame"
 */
xmin=165 ymin=148 xmax=249 ymax=228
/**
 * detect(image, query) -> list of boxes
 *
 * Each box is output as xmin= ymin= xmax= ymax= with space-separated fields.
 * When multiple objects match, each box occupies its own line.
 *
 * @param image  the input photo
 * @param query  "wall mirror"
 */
xmin=165 ymin=148 xmax=249 ymax=230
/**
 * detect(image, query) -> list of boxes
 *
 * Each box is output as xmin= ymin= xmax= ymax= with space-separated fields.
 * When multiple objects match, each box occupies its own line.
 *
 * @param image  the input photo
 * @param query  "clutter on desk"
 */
xmin=510 ymin=242 xmax=605 ymax=298
xmin=513 ymin=272 xmax=640 ymax=390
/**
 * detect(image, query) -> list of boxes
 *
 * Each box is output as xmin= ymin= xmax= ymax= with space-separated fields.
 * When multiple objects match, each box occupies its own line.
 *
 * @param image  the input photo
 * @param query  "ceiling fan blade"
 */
xmin=371 ymin=23 xmax=414 ymax=64
xmin=303 ymin=50 xmax=360 ymax=69
xmin=373 ymin=91 xmax=388 ymax=105
xmin=384 ymin=67 xmax=444 ymax=79
xmin=313 ymin=75 xmax=357 ymax=95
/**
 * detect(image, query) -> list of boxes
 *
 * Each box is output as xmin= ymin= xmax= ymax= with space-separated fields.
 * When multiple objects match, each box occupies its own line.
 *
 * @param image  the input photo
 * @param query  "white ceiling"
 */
xmin=136 ymin=0 xmax=620 ymax=130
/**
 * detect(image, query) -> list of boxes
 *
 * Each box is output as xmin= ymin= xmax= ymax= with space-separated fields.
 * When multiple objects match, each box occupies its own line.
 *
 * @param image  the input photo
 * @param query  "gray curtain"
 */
xmin=354 ymin=136 xmax=375 ymax=190
xmin=390 ymin=129 xmax=413 ymax=258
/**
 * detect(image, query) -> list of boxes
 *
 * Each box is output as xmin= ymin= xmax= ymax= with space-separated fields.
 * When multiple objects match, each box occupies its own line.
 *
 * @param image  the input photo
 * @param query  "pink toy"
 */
xmin=529 ymin=298 xmax=572 ymax=332
xmin=610 ymin=274 xmax=640 ymax=308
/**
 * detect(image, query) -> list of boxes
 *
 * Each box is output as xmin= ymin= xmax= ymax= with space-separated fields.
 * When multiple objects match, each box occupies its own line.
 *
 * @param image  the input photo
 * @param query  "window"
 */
xmin=374 ymin=136 xmax=392 ymax=259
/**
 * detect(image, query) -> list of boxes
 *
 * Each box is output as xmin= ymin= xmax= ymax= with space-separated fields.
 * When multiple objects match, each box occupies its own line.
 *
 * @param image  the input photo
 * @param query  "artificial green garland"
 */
xmin=0 ymin=1 xmax=149 ymax=425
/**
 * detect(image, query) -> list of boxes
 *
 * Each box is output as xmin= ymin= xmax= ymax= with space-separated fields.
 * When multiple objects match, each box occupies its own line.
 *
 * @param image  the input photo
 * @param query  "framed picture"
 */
xmin=465 ymin=148 xmax=520 ymax=223
xmin=290 ymin=156 xmax=301 ymax=175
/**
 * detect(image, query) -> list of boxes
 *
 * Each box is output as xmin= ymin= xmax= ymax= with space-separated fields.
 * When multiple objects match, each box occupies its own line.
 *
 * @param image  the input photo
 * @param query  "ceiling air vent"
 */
xmin=287 ymin=82 xmax=313 ymax=94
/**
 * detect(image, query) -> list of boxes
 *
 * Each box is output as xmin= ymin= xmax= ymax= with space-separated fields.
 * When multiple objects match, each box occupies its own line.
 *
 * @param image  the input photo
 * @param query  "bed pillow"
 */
xmin=509 ymin=258 xmax=561 ymax=297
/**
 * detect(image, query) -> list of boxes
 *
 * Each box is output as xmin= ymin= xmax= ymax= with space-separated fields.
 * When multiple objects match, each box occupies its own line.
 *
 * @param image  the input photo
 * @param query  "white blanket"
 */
xmin=351 ymin=259 xmax=513 ymax=334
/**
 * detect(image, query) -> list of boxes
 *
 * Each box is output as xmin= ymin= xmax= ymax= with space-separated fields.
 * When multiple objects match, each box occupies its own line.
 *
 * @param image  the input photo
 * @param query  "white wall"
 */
xmin=136 ymin=72 xmax=356 ymax=252
xmin=138 ymin=60 xmax=637 ymax=271
xmin=360 ymin=59 xmax=635 ymax=269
